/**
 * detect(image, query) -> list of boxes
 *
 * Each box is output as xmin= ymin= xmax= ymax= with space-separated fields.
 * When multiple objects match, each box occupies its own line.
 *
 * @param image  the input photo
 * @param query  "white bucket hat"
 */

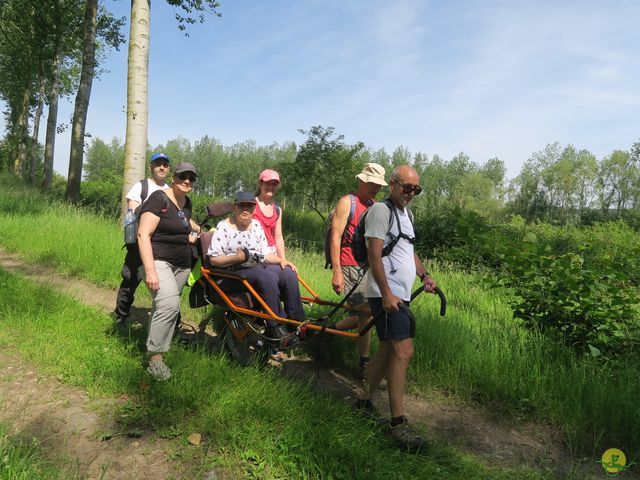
xmin=356 ymin=163 xmax=387 ymax=186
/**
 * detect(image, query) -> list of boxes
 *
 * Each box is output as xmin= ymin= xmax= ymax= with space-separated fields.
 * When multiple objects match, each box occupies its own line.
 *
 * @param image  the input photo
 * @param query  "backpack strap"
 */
xmin=275 ymin=203 xmax=281 ymax=219
xmin=339 ymin=193 xmax=358 ymax=248
xmin=155 ymin=190 xmax=178 ymax=219
xmin=347 ymin=193 xmax=357 ymax=227
xmin=140 ymin=179 xmax=149 ymax=204
xmin=380 ymin=198 xmax=415 ymax=258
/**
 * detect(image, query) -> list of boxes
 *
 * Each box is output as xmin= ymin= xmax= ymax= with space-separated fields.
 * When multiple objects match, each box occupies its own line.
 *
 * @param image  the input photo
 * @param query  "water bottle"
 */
xmin=124 ymin=208 xmax=137 ymax=244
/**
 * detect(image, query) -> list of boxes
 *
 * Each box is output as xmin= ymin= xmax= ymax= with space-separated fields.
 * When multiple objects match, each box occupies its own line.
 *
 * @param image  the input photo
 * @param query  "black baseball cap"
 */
xmin=234 ymin=191 xmax=257 ymax=204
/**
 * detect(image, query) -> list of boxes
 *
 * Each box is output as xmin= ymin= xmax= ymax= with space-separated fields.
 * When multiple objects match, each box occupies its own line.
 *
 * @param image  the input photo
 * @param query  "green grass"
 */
xmin=0 ymin=423 xmax=74 ymax=480
xmin=408 ymin=269 xmax=640 ymax=457
xmin=0 ymin=268 xmax=541 ymax=479
xmin=0 ymin=180 xmax=122 ymax=288
xmin=1 ymin=178 xmax=639 ymax=461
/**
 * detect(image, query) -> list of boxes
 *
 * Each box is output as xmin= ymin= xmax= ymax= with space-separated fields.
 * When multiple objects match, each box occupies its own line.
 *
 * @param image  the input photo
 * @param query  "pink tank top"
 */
xmin=253 ymin=200 xmax=278 ymax=247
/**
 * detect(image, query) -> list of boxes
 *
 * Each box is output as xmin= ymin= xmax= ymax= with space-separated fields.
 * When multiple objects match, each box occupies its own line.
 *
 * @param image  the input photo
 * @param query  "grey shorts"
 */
xmin=342 ymin=265 xmax=368 ymax=309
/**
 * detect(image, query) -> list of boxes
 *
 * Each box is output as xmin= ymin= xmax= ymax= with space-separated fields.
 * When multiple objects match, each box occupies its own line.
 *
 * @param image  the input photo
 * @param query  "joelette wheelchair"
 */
xmin=189 ymin=203 xmax=446 ymax=365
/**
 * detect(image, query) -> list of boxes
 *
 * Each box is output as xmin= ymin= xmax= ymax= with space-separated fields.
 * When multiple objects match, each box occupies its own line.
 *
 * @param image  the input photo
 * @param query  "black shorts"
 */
xmin=368 ymin=297 xmax=415 ymax=341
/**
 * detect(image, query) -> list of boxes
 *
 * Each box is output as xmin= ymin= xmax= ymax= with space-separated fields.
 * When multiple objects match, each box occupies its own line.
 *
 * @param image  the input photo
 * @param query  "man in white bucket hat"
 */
xmin=326 ymin=163 xmax=387 ymax=380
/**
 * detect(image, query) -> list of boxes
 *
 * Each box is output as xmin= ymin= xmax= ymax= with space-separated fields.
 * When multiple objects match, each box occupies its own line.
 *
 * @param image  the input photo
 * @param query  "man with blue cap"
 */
xmin=113 ymin=152 xmax=171 ymax=331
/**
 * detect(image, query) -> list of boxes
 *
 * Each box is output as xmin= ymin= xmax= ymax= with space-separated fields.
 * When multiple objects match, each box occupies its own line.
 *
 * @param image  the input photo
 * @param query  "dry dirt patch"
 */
xmin=0 ymin=349 xmax=179 ymax=479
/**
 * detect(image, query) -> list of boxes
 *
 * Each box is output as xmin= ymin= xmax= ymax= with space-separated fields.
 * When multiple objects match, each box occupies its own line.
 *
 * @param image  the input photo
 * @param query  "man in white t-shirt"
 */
xmin=356 ymin=165 xmax=437 ymax=452
xmin=113 ymin=153 xmax=171 ymax=329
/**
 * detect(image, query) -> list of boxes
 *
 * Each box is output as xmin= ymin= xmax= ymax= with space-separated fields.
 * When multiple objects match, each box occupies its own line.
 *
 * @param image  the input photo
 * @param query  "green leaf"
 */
xmin=588 ymin=344 xmax=601 ymax=357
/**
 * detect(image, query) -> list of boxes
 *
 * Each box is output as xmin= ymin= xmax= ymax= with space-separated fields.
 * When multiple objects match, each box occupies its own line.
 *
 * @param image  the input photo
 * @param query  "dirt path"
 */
xmin=0 ymin=249 xmax=198 ymax=479
xmin=0 ymin=349 xmax=180 ymax=479
xmin=0 ymin=247 xmax=624 ymax=479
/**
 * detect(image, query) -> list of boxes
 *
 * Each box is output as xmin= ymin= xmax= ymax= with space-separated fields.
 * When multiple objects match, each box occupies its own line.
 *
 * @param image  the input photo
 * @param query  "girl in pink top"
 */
xmin=254 ymin=169 xmax=296 ymax=271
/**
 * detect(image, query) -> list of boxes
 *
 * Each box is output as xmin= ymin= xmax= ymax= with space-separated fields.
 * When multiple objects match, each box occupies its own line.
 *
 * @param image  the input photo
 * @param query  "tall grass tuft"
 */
xmin=0 ymin=181 xmax=123 ymax=287
xmin=409 ymin=267 xmax=640 ymax=456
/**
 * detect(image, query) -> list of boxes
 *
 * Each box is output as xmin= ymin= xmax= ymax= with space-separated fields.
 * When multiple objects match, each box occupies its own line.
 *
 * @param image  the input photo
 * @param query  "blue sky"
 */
xmin=20 ymin=0 xmax=640 ymax=179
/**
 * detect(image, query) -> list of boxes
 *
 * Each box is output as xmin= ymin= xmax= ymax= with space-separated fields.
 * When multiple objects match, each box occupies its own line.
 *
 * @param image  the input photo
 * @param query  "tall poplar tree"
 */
xmin=121 ymin=0 xmax=221 ymax=214
xmin=66 ymin=0 xmax=98 ymax=203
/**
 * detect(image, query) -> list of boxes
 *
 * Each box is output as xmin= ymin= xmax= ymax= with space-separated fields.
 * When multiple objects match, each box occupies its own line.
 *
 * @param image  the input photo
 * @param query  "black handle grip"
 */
xmin=434 ymin=287 xmax=446 ymax=316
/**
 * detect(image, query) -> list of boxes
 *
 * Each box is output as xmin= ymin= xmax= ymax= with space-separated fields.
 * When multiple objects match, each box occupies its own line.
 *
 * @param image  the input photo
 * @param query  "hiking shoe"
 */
xmin=112 ymin=317 xmax=129 ymax=336
xmin=147 ymin=359 xmax=172 ymax=381
xmin=268 ymin=325 xmax=300 ymax=349
xmin=389 ymin=421 xmax=427 ymax=452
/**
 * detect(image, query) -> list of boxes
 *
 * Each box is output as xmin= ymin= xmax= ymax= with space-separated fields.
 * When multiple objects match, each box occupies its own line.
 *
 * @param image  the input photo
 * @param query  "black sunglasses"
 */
xmin=394 ymin=180 xmax=422 ymax=195
xmin=176 ymin=172 xmax=197 ymax=183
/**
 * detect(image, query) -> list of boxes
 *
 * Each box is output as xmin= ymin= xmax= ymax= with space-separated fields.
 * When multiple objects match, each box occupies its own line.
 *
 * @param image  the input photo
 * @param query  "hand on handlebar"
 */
xmin=422 ymin=275 xmax=437 ymax=294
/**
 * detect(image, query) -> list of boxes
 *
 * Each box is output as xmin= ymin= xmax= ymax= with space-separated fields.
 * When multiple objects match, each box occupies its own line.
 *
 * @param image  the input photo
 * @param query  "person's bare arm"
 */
xmin=274 ymin=209 xmax=286 ymax=260
xmin=330 ymin=196 xmax=352 ymax=294
xmin=208 ymin=247 xmax=247 ymax=268
xmin=414 ymin=253 xmax=437 ymax=293
xmin=189 ymin=218 xmax=201 ymax=233
xmin=127 ymin=199 xmax=141 ymax=211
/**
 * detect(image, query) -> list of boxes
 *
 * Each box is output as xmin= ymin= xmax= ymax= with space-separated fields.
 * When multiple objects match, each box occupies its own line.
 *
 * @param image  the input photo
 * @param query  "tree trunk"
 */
xmin=66 ymin=0 xmax=98 ymax=203
xmin=29 ymin=79 xmax=46 ymax=184
xmin=42 ymin=39 xmax=63 ymax=191
xmin=122 ymin=0 xmax=151 ymax=215
xmin=13 ymin=86 xmax=31 ymax=176
xmin=7 ymin=150 xmax=17 ymax=174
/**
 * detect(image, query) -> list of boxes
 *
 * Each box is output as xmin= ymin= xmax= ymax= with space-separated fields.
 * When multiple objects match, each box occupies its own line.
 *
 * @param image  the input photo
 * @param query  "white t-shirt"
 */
xmin=125 ymin=179 xmax=169 ymax=205
xmin=364 ymin=202 xmax=416 ymax=301
xmin=207 ymin=219 xmax=270 ymax=267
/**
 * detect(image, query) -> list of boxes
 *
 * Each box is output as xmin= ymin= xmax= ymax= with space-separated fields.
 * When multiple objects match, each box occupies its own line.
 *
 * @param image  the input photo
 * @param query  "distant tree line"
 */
xmin=508 ymin=141 xmax=640 ymax=226
xmin=76 ymin=125 xmax=640 ymax=229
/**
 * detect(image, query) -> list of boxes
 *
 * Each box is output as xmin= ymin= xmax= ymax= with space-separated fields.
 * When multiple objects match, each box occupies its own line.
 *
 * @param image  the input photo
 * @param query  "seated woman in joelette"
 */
xmin=206 ymin=191 xmax=304 ymax=348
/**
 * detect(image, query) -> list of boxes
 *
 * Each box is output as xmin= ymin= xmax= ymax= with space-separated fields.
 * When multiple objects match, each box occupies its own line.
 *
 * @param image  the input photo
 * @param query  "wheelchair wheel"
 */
xmin=222 ymin=315 xmax=267 ymax=366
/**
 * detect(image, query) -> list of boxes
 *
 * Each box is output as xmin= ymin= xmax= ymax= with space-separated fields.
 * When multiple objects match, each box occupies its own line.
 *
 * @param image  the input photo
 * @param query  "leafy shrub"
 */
xmin=413 ymin=207 xmax=496 ymax=268
xmin=495 ymin=232 xmax=640 ymax=357
xmin=80 ymin=180 xmax=121 ymax=218
xmin=282 ymin=208 xmax=324 ymax=252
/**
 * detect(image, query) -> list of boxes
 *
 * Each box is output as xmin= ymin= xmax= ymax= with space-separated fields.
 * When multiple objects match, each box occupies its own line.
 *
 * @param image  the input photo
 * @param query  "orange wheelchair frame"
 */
xmin=191 ymin=203 xmax=361 ymax=363
xmin=191 ymin=203 xmax=446 ymax=364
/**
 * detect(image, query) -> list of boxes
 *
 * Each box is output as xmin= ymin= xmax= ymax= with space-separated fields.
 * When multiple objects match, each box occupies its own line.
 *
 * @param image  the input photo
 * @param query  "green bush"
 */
xmin=80 ymin=180 xmax=122 ymax=218
xmin=282 ymin=208 xmax=325 ymax=252
xmin=495 ymin=232 xmax=640 ymax=357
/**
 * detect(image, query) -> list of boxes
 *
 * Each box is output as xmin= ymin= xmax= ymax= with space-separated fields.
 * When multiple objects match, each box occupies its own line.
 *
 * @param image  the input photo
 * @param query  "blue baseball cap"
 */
xmin=150 ymin=152 xmax=170 ymax=164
